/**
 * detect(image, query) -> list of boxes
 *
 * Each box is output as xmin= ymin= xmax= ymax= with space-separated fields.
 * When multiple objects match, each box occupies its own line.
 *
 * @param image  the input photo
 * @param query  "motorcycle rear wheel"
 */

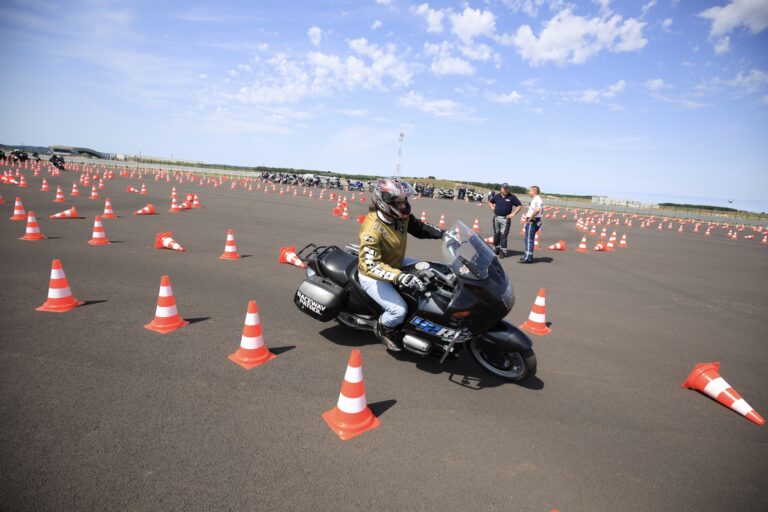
xmin=469 ymin=340 xmax=536 ymax=381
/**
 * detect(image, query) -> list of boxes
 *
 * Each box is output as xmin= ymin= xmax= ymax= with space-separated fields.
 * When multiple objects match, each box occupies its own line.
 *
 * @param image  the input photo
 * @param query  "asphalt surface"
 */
xmin=1 ymin=165 xmax=766 ymax=512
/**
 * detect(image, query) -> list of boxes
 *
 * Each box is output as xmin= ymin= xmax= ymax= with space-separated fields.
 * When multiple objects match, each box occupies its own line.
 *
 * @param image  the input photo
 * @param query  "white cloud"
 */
xmin=699 ymin=0 xmax=768 ymax=37
xmin=645 ymin=78 xmax=666 ymax=91
xmin=459 ymin=42 xmax=494 ymax=61
xmin=648 ymin=93 xmax=705 ymax=109
xmin=728 ymin=68 xmax=768 ymax=93
xmin=573 ymin=79 xmax=626 ymax=103
xmin=371 ymin=20 xmax=383 ymax=30
xmin=661 ymin=18 xmax=673 ymax=31
xmin=398 ymin=90 xmax=469 ymax=118
xmin=450 ymin=6 xmax=497 ymax=44
xmin=502 ymin=1 xmax=566 ymax=18
xmin=425 ymin=42 xmax=475 ymax=76
xmin=487 ymin=90 xmax=523 ymax=104
xmin=375 ymin=0 xmax=392 ymax=5
xmin=411 ymin=3 xmax=446 ymax=33
xmin=511 ymin=9 xmax=647 ymax=66
xmin=641 ymin=1 xmax=657 ymax=16
xmin=714 ymin=36 xmax=731 ymax=54
xmin=307 ymin=26 xmax=322 ymax=47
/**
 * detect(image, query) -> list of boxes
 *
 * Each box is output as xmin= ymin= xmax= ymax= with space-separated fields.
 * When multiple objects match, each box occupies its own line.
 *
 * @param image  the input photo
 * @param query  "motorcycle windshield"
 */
xmin=442 ymin=221 xmax=496 ymax=280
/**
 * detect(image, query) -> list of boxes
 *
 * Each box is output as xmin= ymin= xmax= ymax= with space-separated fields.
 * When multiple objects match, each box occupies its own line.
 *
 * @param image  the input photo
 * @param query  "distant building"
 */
xmin=592 ymin=196 xmax=659 ymax=209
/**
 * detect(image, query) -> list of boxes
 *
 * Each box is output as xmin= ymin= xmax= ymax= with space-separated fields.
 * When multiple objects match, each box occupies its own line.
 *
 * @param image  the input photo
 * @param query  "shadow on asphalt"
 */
xmin=531 ymin=257 xmax=553 ymax=264
xmin=270 ymin=345 xmax=296 ymax=355
xmin=319 ymin=324 xmax=379 ymax=347
xmin=81 ymin=300 xmax=108 ymax=307
xmin=185 ymin=317 xmax=211 ymax=325
xmin=369 ymin=399 xmax=397 ymax=418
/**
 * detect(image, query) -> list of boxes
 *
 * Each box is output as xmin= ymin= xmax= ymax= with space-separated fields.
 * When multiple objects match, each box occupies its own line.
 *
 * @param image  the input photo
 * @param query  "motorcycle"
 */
xmin=292 ymin=221 xmax=536 ymax=381
xmin=437 ymin=188 xmax=455 ymax=200
xmin=50 ymin=155 xmax=66 ymax=171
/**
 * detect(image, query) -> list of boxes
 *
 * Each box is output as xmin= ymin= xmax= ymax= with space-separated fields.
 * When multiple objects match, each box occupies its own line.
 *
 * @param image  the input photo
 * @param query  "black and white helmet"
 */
xmin=372 ymin=177 xmax=416 ymax=220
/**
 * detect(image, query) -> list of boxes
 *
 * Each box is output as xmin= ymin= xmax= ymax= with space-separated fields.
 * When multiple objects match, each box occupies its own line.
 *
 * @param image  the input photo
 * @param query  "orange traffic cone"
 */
xmin=50 ymin=206 xmax=79 ymax=219
xmin=10 ymin=197 xmax=26 ymax=220
xmin=356 ymin=214 xmax=366 ymax=223
xmin=140 ymin=183 xmax=147 ymax=195
xmin=89 ymin=186 xmax=99 ymax=200
xmin=228 ymin=300 xmax=276 ymax=369
xmin=594 ymin=242 xmax=607 ymax=252
xmin=341 ymin=207 xmax=349 ymax=220
xmin=102 ymin=198 xmax=117 ymax=218
xmin=144 ymin=275 xmax=189 ymax=333
xmin=88 ymin=216 xmax=110 ymax=245
xmin=682 ymin=362 xmax=765 ymax=426
xmin=41 ymin=178 xmax=49 ymax=192
xmin=605 ymin=238 xmax=616 ymax=252
xmin=322 ymin=349 xmax=381 ymax=441
xmin=154 ymin=232 xmax=185 ymax=252
xmin=547 ymin=240 xmax=566 ymax=251
xmin=575 ymin=236 xmax=588 ymax=253
xmin=70 ymin=182 xmax=80 ymax=197
xmin=484 ymin=236 xmax=494 ymax=245
xmin=18 ymin=174 xmax=28 ymax=187
xmin=438 ymin=214 xmax=446 ymax=229
xmin=279 ymin=246 xmax=306 ymax=268
xmin=53 ymin=186 xmax=66 ymax=202
xmin=472 ymin=218 xmax=480 ymax=232
xmin=520 ymin=288 xmax=551 ymax=336
xmin=169 ymin=196 xmax=181 ymax=212
xmin=219 ymin=229 xmax=241 ymax=259
xmin=420 ymin=211 xmax=427 ymax=223
xmin=134 ymin=203 xmax=156 ymax=215
xmin=191 ymin=194 xmax=201 ymax=208
xmin=37 ymin=259 xmax=84 ymax=313
xmin=20 ymin=211 xmax=46 ymax=241
xmin=618 ymin=233 xmax=628 ymax=248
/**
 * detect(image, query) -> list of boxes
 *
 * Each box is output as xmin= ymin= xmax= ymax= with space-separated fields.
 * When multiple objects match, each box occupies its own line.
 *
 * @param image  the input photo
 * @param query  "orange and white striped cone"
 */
xmin=356 ymin=214 xmax=366 ymax=223
xmin=37 ymin=259 xmax=84 ymax=313
xmin=20 ymin=211 xmax=46 ymax=241
xmin=191 ymin=194 xmax=201 ymax=208
xmin=102 ymin=198 xmax=117 ymax=219
xmin=89 ymin=186 xmax=99 ymax=200
xmin=140 ymin=183 xmax=147 ymax=195
xmin=10 ymin=197 xmax=27 ymax=220
xmin=228 ymin=301 xmax=276 ymax=369
xmin=322 ymin=349 xmax=381 ymax=441
xmin=547 ymin=240 xmax=566 ymax=251
xmin=0 ymin=191 xmax=4 ymax=204
xmin=594 ymin=242 xmax=607 ymax=252
xmin=520 ymin=288 xmax=551 ymax=336
xmin=50 ymin=206 xmax=79 ymax=219
xmin=533 ymin=233 xmax=540 ymax=250
xmin=134 ymin=203 xmax=156 ymax=215
xmin=219 ymin=229 xmax=241 ymax=259
xmin=618 ymin=233 xmax=628 ymax=248
xmin=88 ymin=216 xmax=110 ymax=245
xmin=169 ymin=196 xmax=181 ymax=213
xmin=18 ymin=174 xmax=28 ymax=187
xmin=154 ymin=232 xmax=185 ymax=252
xmin=420 ymin=211 xmax=427 ymax=223
xmin=682 ymin=362 xmax=764 ymax=426
xmin=438 ymin=214 xmax=446 ymax=229
xmin=599 ymin=227 xmax=607 ymax=239
xmin=171 ymin=186 xmax=177 ymax=199
xmin=575 ymin=236 xmax=588 ymax=253
xmin=126 ymin=185 xmax=138 ymax=193
xmin=53 ymin=186 xmax=66 ymax=202
xmin=144 ymin=275 xmax=189 ymax=333
xmin=341 ymin=207 xmax=349 ymax=220
xmin=71 ymin=182 xmax=80 ymax=197
xmin=605 ymin=238 xmax=616 ymax=252
xmin=41 ymin=178 xmax=49 ymax=192
xmin=762 ymin=234 xmax=767 ymax=245
xmin=278 ymin=246 xmax=306 ymax=268
xmin=484 ymin=236 xmax=494 ymax=245
xmin=472 ymin=218 xmax=480 ymax=232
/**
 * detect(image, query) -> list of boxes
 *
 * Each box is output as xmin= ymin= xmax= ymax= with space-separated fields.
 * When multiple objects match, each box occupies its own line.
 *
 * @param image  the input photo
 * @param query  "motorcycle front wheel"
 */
xmin=469 ymin=340 xmax=536 ymax=381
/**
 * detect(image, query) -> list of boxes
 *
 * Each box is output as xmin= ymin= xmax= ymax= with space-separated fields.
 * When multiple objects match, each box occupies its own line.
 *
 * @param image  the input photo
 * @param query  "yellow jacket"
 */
xmin=358 ymin=211 xmax=443 ymax=282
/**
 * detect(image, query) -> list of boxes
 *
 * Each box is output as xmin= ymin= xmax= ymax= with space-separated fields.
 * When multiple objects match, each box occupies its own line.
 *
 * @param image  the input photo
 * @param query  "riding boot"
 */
xmin=376 ymin=321 xmax=403 ymax=352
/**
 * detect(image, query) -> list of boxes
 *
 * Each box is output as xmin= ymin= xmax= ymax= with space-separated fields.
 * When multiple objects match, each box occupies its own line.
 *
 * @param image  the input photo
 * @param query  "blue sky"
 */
xmin=1 ymin=0 xmax=767 ymax=210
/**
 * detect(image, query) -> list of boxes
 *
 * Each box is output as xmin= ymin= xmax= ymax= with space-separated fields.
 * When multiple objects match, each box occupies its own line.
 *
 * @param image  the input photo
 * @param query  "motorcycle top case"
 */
xmin=294 ymin=275 xmax=347 ymax=322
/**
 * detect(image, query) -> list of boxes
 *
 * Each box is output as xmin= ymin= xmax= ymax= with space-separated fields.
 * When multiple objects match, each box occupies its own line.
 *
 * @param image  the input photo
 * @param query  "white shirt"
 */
xmin=526 ymin=195 xmax=543 ymax=219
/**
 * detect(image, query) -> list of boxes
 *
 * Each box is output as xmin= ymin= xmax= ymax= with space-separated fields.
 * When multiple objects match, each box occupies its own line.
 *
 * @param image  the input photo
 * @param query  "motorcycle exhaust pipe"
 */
xmin=402 ymin=334 xmax=432 ymax=355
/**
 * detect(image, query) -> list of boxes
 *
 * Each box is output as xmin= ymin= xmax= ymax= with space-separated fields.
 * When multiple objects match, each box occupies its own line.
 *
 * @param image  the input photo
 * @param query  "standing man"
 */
xmin=519 ymin=186 xmax=543 ymax=264
xmin=488 ymin=183 xmax=522 ymax=257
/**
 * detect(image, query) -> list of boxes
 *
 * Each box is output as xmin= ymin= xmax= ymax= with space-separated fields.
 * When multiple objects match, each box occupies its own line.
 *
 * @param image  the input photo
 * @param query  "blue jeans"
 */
xmin=523 ymin=220 xmax=541 ymax=261
xmin=359 ymin=258 xmax=418 ymax=328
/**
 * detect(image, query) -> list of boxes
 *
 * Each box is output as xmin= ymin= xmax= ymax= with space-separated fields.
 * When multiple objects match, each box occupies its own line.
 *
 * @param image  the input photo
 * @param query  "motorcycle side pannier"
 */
xmin=294 ymin=275 xmax=347 ymax=322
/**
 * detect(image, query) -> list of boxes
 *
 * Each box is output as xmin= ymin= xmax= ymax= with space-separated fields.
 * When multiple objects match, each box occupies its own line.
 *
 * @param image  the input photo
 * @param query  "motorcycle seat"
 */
xmin=318 ymin=248 xmax=357 ymax=286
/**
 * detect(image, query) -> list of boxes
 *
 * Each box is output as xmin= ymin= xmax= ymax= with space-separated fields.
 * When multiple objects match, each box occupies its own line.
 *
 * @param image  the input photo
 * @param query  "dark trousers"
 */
xmin=523 ymin=219 xmax=542 ymax=261
xmin=492 ymin=216 xmax=511 ymax=250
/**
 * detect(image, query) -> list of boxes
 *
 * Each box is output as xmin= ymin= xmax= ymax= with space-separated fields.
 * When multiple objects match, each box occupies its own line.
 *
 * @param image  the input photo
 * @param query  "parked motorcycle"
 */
xmin=292 ymin=221 xmax=536 ymax=381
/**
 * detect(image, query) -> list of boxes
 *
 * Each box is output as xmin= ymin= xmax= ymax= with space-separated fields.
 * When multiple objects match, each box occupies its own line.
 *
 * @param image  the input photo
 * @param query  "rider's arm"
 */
xmin=359 ymin=232 xmax=401 ymax=282
xmin=407 ymin=214 xmax=444 ymax=239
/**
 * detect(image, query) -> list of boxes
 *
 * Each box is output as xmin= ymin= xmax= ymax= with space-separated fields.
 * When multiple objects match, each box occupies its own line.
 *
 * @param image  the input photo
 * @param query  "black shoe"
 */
xmin=376 ymin=322 xmax=402 ymax=352
xmin=517 ymin=258 xmax=532 ymax=264
xmin=493 ymin=246 xmax=501 ymax=255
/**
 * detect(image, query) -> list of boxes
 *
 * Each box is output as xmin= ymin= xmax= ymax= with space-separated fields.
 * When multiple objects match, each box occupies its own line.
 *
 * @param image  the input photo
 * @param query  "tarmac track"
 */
xmin=0 ymin=166 xmax=767 ymax=512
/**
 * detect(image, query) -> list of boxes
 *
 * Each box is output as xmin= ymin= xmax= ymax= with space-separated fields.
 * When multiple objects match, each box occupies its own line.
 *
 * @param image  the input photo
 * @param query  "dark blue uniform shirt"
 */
xmin=490 ymin=193 xmax=521 ymax=216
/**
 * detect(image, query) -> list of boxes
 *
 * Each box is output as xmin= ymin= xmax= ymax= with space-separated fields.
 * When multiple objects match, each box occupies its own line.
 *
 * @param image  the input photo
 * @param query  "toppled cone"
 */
xmin=134 ymin=203 xmax=156 ymax=216
xmin=144 ymin=275 xmax=189 ymax=333
xmin=547 ymin=240 xmax=566 ymax=251
xmin=520 ymin=288 xmax=551 ymax=336
xmin=279 ymin=246 xmax=306 ymax=268
xmin=322 ymin=349 xmax=381 ymax=441
xmin=228 ymin=300 xmax=276 ymax=369
xmin=682 ymin=362 xmax=764 ymax=426
xmin=50 ymin=206 xmax=79 ymax=219
xmin=37 ymin=259 xmax=84 ymax=313
xmin=155 ymin=231 xmax=185 ymax=252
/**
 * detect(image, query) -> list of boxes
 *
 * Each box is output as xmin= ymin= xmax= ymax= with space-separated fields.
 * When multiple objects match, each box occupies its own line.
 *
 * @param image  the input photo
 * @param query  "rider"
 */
xmin=358 ymin=178 xmax=445 ymax=351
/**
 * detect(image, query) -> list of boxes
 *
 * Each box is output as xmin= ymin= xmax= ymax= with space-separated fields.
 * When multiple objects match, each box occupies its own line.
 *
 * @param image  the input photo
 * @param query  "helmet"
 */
xmin=373 ymin=177 xmax=416 ymax=220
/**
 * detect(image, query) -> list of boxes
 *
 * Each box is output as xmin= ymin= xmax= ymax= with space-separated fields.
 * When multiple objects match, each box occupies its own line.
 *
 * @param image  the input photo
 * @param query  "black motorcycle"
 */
xmin=293 ymin=221 xmax=536 ymax=381
xmin=50 ymin=154 xmax=66 ymax=171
